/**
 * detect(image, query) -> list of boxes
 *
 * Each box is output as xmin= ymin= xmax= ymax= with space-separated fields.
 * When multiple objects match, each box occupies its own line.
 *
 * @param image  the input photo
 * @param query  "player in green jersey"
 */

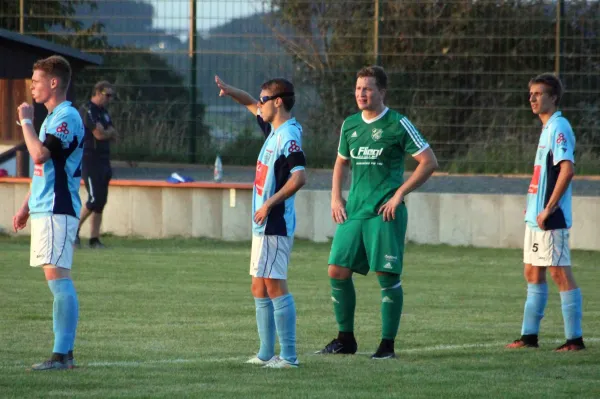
xmin=316 ymin=66 xmax=439 ymax=359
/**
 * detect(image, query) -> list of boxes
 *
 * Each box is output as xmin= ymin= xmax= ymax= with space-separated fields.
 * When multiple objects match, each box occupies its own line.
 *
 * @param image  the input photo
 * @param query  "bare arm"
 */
xmin=265 ymin=170 xmax=307 ymax=208
xmin=396 ymin=147 xmax=439 ymax=197
xmin=20 ymin=190 xmax=31 ymax=213
xmin=379 ymin=147 xmax=439 ymax=222
xmin=536 ymin=160 xmax=575 ymax=230
xmin=215 ymin=75 xmax=258 ymax=116
xmin=254 ymin=170 xmax=307 ymax=225
xmin=331 ymin=156 xmax=350 ymax=224
xmin=92 ymin=123 xmax=116 ymax=141
xmin=13 ymin=190 xmax=31 ymax=232
xmin=546 ymin=161 xmax=574 ymax=211
xmin=21 ymin=121 xmax=51 ymax=164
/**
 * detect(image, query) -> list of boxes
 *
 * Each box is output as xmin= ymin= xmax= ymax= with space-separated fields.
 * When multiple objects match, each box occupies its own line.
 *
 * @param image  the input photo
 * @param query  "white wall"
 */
xmin=1 ymin=181 xmax=598 ymax=250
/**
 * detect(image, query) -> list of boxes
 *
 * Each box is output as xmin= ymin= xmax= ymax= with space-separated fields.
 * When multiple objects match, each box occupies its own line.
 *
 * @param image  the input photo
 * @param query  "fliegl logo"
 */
xmin=350 ymin=146 xmax=383 ymax=160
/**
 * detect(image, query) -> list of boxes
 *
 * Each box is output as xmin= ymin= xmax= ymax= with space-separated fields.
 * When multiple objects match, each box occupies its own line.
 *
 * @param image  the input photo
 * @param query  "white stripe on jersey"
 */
xmin=337 ymin=120 xmax=346 ymax=152
xmin=400 ymin=118 xmax=426 ymax=148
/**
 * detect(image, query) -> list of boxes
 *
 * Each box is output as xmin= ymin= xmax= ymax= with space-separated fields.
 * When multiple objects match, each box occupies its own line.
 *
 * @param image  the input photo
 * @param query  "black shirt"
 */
xmin=79 ymin=101 xmax=113 ymax=163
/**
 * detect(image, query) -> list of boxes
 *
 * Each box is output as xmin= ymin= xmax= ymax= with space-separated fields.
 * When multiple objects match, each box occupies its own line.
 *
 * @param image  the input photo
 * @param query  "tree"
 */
xmin=265 ymin=0 xmax=600 ymax=172
xmin=74 ymin=51 xmax=209 ymax=163
xmin=0 ymin=0 xmax=106 ymax=49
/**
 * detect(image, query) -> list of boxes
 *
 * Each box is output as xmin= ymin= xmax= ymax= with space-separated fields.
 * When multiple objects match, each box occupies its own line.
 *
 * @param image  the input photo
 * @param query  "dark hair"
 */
xmin=261 ymin=78 xmax=295 ymax=111
xmin=529 ymin=73 xmax=564 ymax=106
xmin=93 ymin=80 xmax=114 ymax=95
xmin=33 ymin=55 xmax=72 ymax=92
xmin=357 ymin=65 xmax=387 ymax=90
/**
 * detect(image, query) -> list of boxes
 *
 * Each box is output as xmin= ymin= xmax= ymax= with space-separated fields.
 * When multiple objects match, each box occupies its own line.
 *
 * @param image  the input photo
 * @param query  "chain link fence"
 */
xmin=1 ymin=0 xmax=599 ymax=173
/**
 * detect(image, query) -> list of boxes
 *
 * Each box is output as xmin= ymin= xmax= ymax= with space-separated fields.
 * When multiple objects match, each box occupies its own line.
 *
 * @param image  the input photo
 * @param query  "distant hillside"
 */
xmin=74 ymin=2 xmax=295 ymax=104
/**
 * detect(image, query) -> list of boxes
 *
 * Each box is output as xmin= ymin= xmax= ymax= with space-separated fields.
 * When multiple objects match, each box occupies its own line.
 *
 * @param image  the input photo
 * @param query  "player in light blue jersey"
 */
xmin=507 ymin=73 xmax=584 ymax=351
xmin=215 ymin=75 xmax=307 ymax=368
xmin=12 ymin=55 xmax=84 ymax=370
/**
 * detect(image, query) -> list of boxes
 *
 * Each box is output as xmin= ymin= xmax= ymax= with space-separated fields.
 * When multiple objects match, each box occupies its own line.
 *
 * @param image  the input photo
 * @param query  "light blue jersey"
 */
xmin=253 ymin=115 xmax=306 ymax=236
xmin=29 ymin=101 xmax=85 ymax=218
xmin=525 ymin=111 xmax=575 ymax=231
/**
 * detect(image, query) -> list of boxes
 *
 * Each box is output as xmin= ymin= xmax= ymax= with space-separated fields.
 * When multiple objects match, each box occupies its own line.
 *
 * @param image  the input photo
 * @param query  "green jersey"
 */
xmin=338 ymin=108 xmax=429 ymax=219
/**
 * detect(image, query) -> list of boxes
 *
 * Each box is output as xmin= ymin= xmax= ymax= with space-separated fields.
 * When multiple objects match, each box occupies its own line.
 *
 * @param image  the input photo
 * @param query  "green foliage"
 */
xmin=73 ymin=51 xmax=210 ymax=164
xmin=218 ymin=125 xmax=266 ymax=166
xmin=266 ymin=0 xmax=600 ymax=173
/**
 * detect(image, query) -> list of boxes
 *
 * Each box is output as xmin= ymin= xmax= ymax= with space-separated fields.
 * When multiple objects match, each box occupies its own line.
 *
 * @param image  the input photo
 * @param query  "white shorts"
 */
xmin=30 ymin=214 xmax=78 ymax=269
xmin=523 ymin=224 xmax=571 ymax=267
xmin=250 ymin=235 xmax=294 ymax=279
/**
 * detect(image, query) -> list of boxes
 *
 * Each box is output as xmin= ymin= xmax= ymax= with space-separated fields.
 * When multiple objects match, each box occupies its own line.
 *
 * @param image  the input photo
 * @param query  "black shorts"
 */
xmin=82 ymin=162 xmax=112 ymax=212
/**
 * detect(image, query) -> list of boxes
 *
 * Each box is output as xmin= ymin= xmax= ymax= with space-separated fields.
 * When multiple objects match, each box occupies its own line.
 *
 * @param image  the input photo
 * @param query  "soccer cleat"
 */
xmin=89 ymin=240 xmax=106 ymax=249
xmin=263 ymin=357 xmax=299 ymax=369
xmin=555 ymin=337 xmax=585 ymax=352
xmin=315 ymin=338 xmax=357 ymax=355
xmin=67 ymin=351 xmax=75 ymax=369
xmin=246 ymin=355 xmax=277 ymax=365
xmin=371 ymin=339 xmax=396 ymax=360
xmin=29 ymin=359 xmax=68 ymax=371
xmin=506 ymin=334 xmax=539 ymax=349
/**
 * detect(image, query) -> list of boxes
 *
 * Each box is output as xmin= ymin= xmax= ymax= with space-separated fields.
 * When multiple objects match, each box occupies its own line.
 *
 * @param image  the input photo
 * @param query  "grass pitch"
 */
xmin=0 ymin=237 xmax=599 ymax=398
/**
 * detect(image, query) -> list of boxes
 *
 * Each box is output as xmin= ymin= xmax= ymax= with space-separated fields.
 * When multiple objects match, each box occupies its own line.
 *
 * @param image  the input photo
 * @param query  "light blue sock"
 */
xmin=254 ymin=297 xmax=275 ymax=361
xmin=48 ymin=279 xmax=79 ymax=355
xmin=521 ymin=283 xmax=548 ymax=335
xmin=560 ymin=288 xmax=583 ymax=340
xmin=272 ymin=294 xmax=297 ymax=363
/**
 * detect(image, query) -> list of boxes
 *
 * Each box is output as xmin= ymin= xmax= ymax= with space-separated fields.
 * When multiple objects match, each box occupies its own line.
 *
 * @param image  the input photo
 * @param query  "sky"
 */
xmin=147 ymin=0 xmax=264 ymax=34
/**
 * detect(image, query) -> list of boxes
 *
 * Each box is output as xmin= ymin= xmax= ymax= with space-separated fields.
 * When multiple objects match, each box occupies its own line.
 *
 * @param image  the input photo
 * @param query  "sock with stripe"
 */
xmin=521 ymin=283 xmax=548 ymax=335
xmin=560 ymin=288 xmax=583 ymax=339
xmin=272 ymin=293 xmax=297 ymax=362
xmin=378 ymin=274 xmax=403 ymax=340
xmin=254 ymin=297 xmax=275 ymax=361
xmin=330 ymin=278 xmax=356 ymax=337
xmin=48 ymin=278 xmax=79 ymax=355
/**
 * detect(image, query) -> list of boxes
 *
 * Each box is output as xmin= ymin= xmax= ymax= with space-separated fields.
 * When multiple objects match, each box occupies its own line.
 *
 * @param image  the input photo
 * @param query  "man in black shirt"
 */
xmin=75 ymin=81 xmax=116 ymax=248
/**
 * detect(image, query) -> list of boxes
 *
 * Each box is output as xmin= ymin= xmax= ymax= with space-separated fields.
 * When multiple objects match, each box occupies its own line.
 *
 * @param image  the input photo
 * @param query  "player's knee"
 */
xmin=549 ymin=267 xmax=577 ymax=290
xmin=86 ymin=200 xmax=106 ymax=213
xmin=524 ymin=265 xmax=546 ymax=284
xmin=377 ymin=273 xmax=400 ymax=289
xmin=328 ymin=265 xmax=351 ymax=280
xmin=250 ymin=278 xmax=268 ymax=298
xmin=264 ymin=279 xmax=288 ymax=298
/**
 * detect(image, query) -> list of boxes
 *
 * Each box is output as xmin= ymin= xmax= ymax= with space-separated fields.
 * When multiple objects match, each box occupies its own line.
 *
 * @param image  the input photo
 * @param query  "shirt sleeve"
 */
xmin=283 ymin=134 xmax=306 ymax=173
xmin=337 ymin=121 xmax=349 ymax=159
xmin=46 ymin=108 xmax=76 ymax=148
xmin=399 ymin=116 xmax=429 ymax=156
xmin=551 ymin=119 xmax=576 ymax=165
xmin=256 ymin=114 xmax=271 ymax=138
xmin=79 ymin=104 xmax=97 ymax=131
xmin=102 ymin=111 xmax=114 ymax=128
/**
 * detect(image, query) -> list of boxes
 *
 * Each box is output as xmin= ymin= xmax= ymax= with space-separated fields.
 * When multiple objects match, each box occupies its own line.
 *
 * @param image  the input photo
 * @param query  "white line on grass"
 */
xmin=2 ymin=338 xmax=597 ymax=369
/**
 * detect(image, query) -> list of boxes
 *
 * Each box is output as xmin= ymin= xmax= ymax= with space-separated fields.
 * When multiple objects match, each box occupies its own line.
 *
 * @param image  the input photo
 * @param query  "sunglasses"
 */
xmin=102 ymin=92 xmax=114 ymax=98
xmin=259 ymin=92 xmax=294 ymax=104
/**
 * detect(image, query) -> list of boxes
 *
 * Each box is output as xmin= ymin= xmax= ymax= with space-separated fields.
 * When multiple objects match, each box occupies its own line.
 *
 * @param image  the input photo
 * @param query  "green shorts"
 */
xmin=328 ymin=204 xmax=407 ymax=275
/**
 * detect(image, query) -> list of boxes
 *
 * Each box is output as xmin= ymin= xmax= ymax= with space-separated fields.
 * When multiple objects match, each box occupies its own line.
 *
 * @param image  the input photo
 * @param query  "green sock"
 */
xmin=378 ymin=274 xmax=403 ymax=340
xmin=330 ymin=278 xmax=355 ymax=333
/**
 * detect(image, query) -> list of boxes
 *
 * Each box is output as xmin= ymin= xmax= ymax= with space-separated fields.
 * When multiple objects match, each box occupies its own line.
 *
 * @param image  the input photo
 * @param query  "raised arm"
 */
xmin=215 ymin=75 xmax=258 ymax=116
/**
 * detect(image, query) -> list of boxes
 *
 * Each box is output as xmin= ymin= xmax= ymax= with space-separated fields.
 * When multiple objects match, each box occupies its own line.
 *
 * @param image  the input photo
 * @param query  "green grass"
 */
xmin=0 ymin=237 xmax=599 ymax=398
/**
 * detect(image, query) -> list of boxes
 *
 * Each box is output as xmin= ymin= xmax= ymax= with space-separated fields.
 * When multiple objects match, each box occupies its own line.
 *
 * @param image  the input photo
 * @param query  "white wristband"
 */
xmin=20 ymin=119 xmax=33 ymax=126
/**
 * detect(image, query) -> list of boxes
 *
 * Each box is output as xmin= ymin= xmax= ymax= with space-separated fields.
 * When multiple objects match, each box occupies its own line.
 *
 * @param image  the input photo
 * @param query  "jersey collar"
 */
xmin=543 ymin=111 xmax=562 ymax=130
xmin=362 ymin=107 xmax=389 ymax=124
xmin=271 ymin=117 xmax=297 ymax=135
xmin=48 ymin=100 xmax=72 ymax=115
